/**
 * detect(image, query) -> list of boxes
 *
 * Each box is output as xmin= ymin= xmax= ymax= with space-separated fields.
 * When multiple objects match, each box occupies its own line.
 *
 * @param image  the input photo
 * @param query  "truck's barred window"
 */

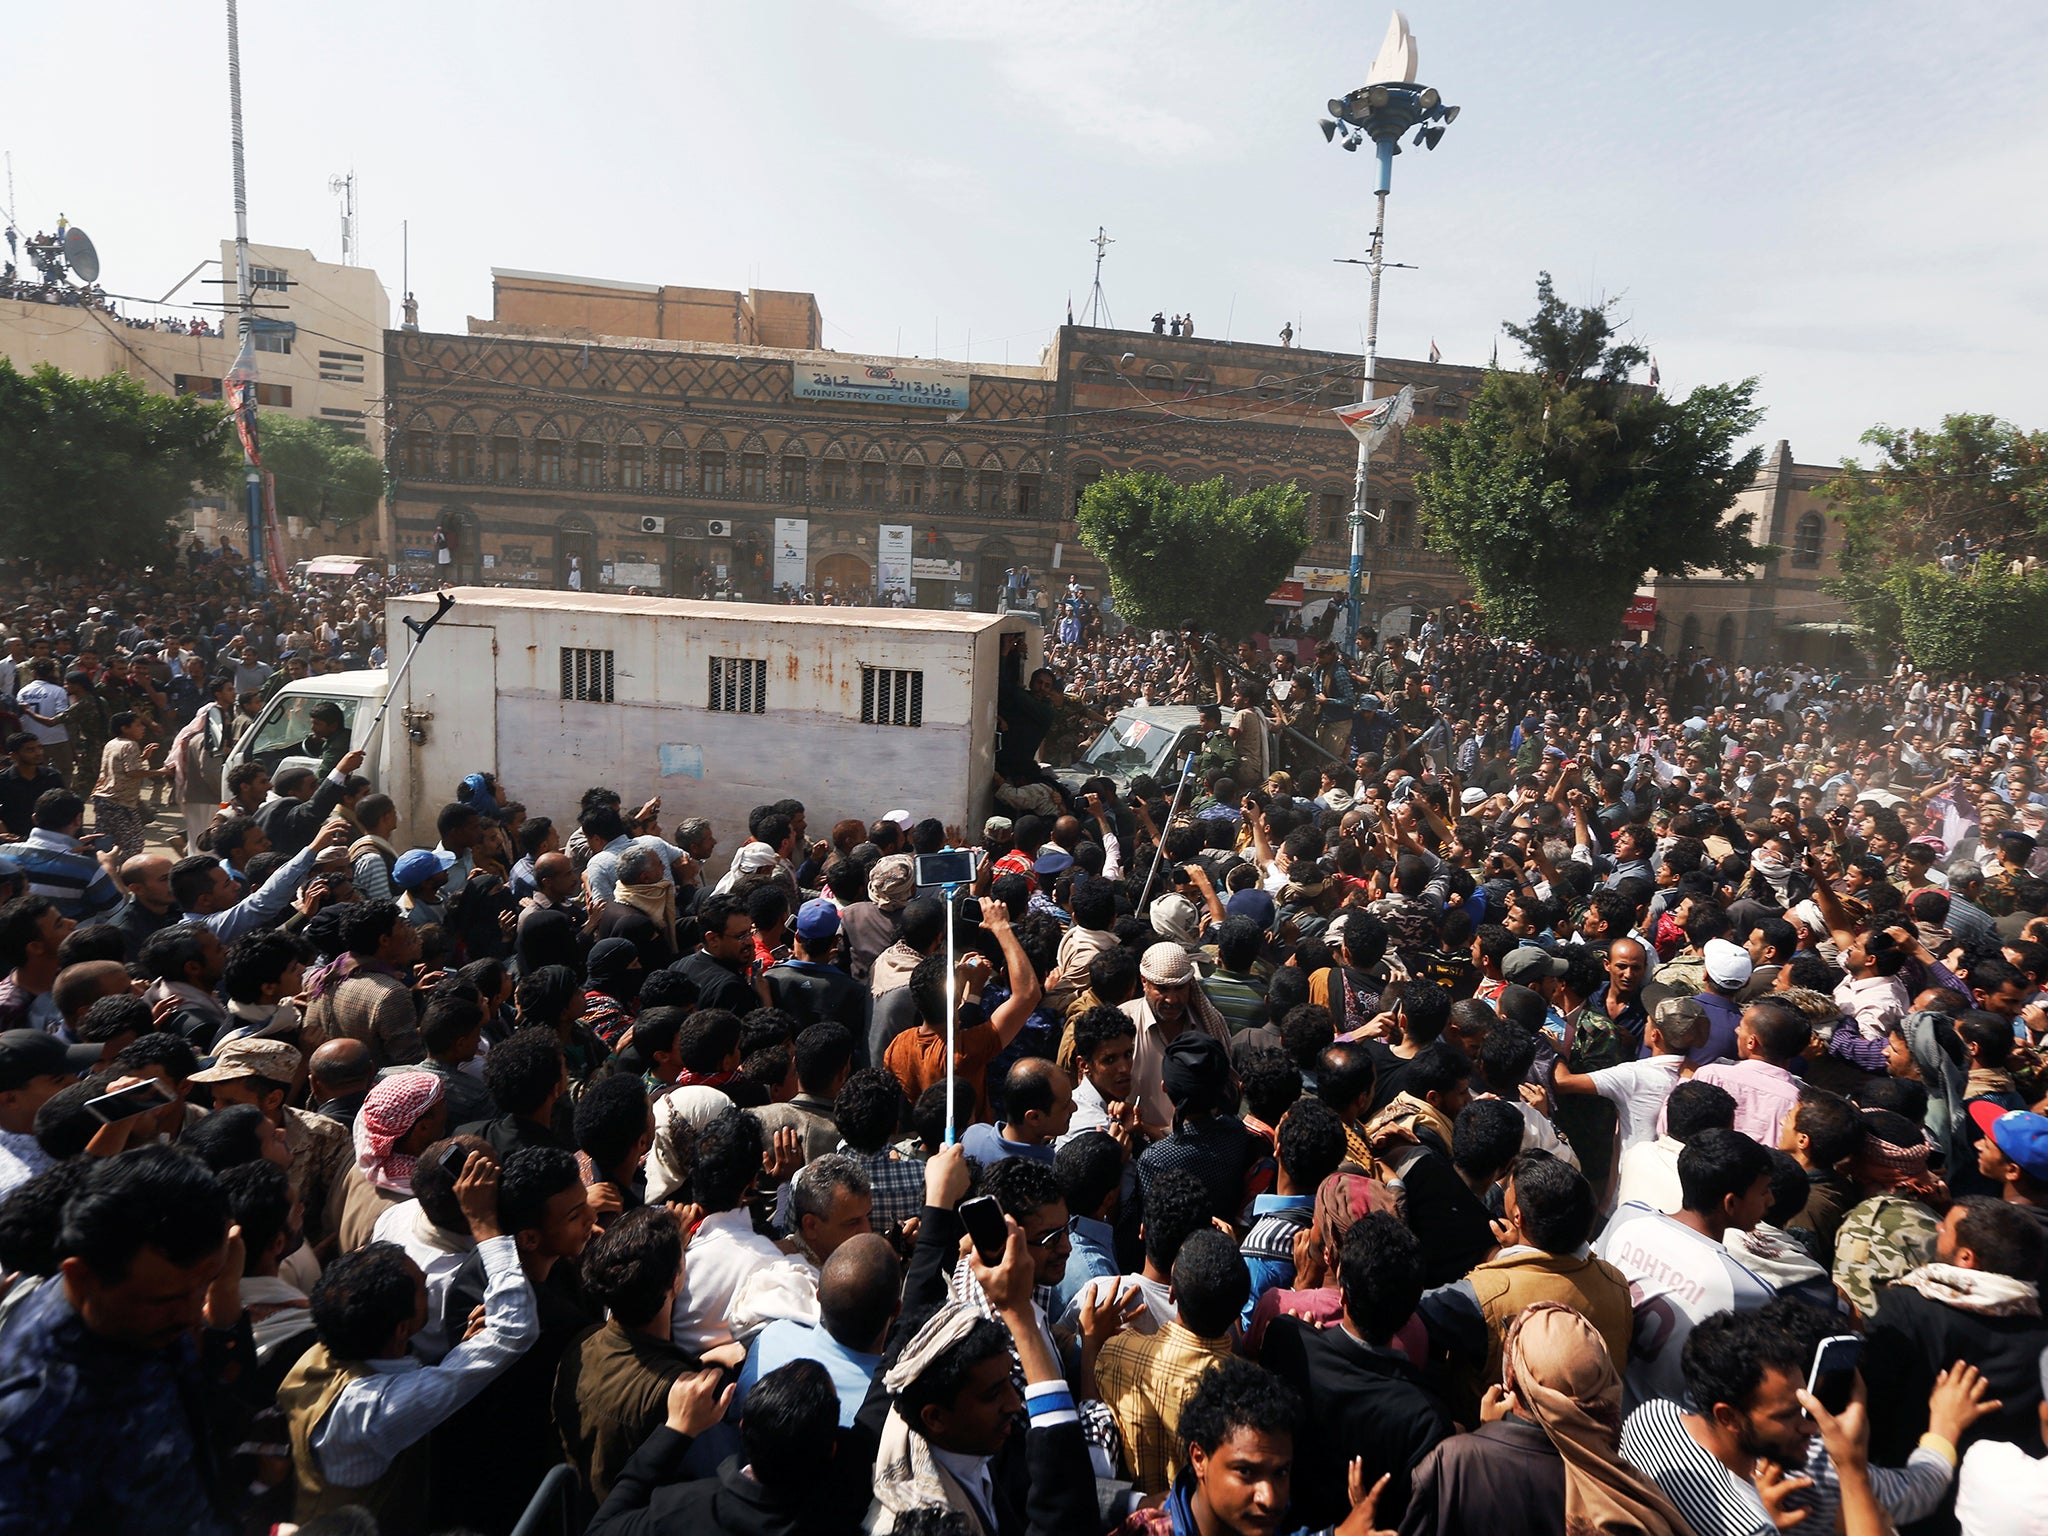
xmin=861 ymin=667 xmax=923 ymax=727
xmin=560 ymin=647 xmax=615 ymax=703
xmin=709 ymin=657 xmax=767 ymax=714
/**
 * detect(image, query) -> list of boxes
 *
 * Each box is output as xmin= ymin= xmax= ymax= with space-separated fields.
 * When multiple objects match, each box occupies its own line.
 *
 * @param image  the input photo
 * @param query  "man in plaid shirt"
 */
xmin=833 ymin=1066 xmax=926 ymax=1236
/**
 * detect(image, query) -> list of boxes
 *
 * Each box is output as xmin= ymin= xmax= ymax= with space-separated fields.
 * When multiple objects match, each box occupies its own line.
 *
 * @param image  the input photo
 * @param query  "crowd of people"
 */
xmin=9 ymin=536 xmax=2048 ymax=1535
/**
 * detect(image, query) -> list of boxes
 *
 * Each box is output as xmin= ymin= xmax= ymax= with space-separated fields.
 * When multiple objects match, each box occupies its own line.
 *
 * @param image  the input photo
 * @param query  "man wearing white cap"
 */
xmin=1122 ymin=942 xmax=1234 ymax=1133
xmin=1687 ymin=938 xmax=1753 ymax=1067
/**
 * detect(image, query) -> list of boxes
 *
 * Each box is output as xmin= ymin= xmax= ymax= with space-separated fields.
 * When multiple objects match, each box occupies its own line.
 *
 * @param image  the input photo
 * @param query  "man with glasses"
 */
xmin=674 ymin=892 xmax=762 ymax=1016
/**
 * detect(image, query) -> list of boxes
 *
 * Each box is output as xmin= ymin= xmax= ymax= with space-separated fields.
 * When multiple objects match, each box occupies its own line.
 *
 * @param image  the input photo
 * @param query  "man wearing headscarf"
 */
xmin=847 ymin=854 xmax=916 ymax=990
xmin=1832 ymin=1107 xmax=1944 ymax=1318
xmin=863 ymin=1149 xmax=1098 ymax=1536
xmin=1124 ymin=943 xmax=1234 ymax=1135
xmin=1403 ymin=1300 xmax=1690 ymax=1536
xmin=336 ymin=1069 xmax=449 ymax=1251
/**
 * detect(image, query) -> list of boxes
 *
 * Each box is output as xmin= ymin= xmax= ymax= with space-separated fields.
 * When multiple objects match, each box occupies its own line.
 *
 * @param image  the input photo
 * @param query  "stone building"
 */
xmin=1645 ymin=441 xmax=1856 ymax=667
xmin=383 ymin=268 xmax=1480 ymax=635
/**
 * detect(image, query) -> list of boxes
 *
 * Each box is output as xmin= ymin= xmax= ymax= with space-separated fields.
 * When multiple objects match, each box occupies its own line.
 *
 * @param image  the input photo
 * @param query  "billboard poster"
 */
xmin=793 ymin=355 xmax=969 ymax=410
xmin=774 ymin=517 xmax=809 ymax=589
xmin=877 ymin=524 xmax=913 ymax=596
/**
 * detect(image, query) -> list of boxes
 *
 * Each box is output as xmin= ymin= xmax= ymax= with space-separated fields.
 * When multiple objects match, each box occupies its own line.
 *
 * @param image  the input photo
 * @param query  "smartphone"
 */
xmin=959 ymin=1194 xmax=1010 ymax=1266
xmin=1807 ymin=1334 xmax=1860 ymax=1414
xmin=915 ymin=849 xmax=978 ymax=889
xmin=84 ymin=1079 xmax=176 ymax=1124
xmin=437 ymin=1142 xmax=470 ymax=1181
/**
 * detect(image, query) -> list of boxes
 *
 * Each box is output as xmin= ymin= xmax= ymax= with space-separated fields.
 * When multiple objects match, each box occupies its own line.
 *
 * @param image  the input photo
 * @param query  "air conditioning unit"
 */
xmin=638 ymin=515 xmax=666 ymax=535
xmin=706 ymin=519 xmax=731 ymax=538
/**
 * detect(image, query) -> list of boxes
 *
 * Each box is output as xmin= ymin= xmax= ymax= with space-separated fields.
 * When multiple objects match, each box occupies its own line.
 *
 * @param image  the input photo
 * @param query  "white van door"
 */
xmin=396 ymin=624 xmax=498 ymax=835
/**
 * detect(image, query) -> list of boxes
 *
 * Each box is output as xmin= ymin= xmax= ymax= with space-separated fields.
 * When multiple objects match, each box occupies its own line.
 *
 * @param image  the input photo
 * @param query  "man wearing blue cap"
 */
xmin=1974 ymin=1103 xmax=2048 ymax=1264
xmin=764 ymin=898 xmax=866 ymax=1037
xmin=392 ymin=847 xmax=455 ymax=929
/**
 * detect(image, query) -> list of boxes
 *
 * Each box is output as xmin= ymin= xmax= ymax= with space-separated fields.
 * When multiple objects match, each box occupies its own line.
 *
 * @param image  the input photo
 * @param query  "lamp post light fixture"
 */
xmin=1320 ymin=10 xmax=1457 ymax=656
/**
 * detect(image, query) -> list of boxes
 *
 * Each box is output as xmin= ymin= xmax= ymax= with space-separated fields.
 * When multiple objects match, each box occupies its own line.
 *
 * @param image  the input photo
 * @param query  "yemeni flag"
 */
xmin=1649 ymin=356 xmax=1661 ymax=388
xmin=1428 ymin=338 xmax=1441 ymax=364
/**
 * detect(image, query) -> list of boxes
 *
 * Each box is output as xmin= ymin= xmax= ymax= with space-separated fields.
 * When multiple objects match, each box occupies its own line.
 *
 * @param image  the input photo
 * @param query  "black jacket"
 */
xmin=1862 ymin=1282 xmax=2048 ymax=1465
xmin=1261 ymin=1315 xmax=1455 ymax=1529
xmin=0 ymin=763 xmax=65 ymax=838
xmin=252 ymin=771 xmax=346 ymax=859
xmin=853 ymin=1204 xmax=1101 ymax=1536
xmin=586 ymin=1429 xmax=873 ymax=1536
xmin=763 ymin=959 xmax=869 ymax=1039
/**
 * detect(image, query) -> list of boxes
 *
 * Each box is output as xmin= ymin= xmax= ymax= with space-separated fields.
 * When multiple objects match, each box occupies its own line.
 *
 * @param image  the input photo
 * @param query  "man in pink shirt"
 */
xmin=1689 ymin=997 xmax=1808 ymax=1148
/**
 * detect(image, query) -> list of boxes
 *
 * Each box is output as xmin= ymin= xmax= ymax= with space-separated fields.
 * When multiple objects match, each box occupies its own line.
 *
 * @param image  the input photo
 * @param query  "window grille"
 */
xmin=560 ymin=648 xmax=615 ymax=703
xmin=861 ymin=667 xmax=923 ymax=727
xmin=709 ymin=657 xmax=767 ymax=714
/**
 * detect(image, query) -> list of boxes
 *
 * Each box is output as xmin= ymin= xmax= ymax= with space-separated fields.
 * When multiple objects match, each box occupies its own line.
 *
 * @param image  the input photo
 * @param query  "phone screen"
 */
xmin=84 ymin=1079 xmax=176 ymax=1124
xmin=958 ymin=1194 xmax=1010 ymax=1266
xmin=1807 ymin=1334 xmax=1860 ymax=1414
xmin=915 ymin=849 xmax=978 ymax=889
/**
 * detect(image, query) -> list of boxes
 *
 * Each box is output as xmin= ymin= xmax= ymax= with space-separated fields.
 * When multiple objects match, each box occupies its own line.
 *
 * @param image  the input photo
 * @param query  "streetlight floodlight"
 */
xmin=1319 ymin=9 xmax=1458 ymax=659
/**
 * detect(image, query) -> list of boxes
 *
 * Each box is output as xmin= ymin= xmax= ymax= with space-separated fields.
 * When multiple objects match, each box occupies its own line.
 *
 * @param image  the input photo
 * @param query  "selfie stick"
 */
xmin=362 ymin=591 xmax=456 ymax=743
xmin=942 ymin=880 xmax=959 ymax=1147
xmin=1136 ymin=750 xmax=1200 ymax=912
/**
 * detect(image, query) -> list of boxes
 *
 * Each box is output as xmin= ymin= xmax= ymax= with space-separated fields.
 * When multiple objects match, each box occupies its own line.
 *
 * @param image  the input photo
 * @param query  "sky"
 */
xmin=4 ymin=0 xmax=2043 ymax=465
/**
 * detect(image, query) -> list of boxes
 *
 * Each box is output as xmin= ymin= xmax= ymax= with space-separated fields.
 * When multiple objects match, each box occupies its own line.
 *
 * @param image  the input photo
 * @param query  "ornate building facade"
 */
xmin=382 ymin=269 xmax=1484 ymax=632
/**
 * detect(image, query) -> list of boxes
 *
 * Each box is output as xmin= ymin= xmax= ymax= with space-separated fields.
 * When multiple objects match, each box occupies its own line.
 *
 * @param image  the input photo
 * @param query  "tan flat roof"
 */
xmin=390 ymin=587 xmax=1024 ymax=634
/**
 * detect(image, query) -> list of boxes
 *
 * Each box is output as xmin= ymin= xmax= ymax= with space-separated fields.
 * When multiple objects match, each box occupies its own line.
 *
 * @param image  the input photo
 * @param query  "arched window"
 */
xmin=1715 ymin=614 xmax=1739 ymax=659
xmin=1680 ymin=613 xmax=1702 ymax=653
xmin=1792 ymin=512 xmax=1824 ymax=568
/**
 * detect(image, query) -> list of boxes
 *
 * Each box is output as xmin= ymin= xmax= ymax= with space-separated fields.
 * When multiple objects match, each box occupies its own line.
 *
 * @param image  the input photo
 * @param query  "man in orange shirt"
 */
xmin=882 ymin=898 xmax=1043 ymax=1127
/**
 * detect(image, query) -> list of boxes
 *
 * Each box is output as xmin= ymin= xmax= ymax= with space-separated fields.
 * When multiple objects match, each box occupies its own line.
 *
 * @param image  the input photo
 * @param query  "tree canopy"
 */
xmin=1886 ymin=561 xmax=2048 ymax=677
xmin=1411 ymin=273 xmax=1766 ymax=648
xmin=1823 ymin=413 xmax=2048 ymax=644
xmin=260 ymin=412 xmax=386 ymax=529
xmin=0 ymin=359 xmax=239 ymax=569
xmin=1075 ymin=471 xmax=1309 ymax=640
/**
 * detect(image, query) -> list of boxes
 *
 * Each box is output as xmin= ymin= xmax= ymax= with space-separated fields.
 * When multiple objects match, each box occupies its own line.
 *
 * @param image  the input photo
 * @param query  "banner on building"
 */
xmin=912 ymin=558 xmax=962 ymax=581
xmin=1622 ymin=594 xmax=1658 ymax=631
xmin=774 ymin=517 xmax=809 ymax=588
xmin=794 ymin=355 xmax=969 ymax=410
xmin=878 ymin=525 xmax=913 ymax=595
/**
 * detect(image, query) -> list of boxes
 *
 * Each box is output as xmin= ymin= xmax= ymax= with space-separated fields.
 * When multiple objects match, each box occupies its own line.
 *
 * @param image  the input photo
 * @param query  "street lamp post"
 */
xmin=1321 ymin=11 xmax=1457 ymax=657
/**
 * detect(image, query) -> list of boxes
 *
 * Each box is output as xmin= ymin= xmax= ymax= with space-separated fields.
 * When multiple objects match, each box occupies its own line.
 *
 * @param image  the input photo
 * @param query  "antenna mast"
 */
xmin=1083 ymin=225 xmax=1114 ymax=328
xmin=328 ymin=170 xmax=356 ymax=265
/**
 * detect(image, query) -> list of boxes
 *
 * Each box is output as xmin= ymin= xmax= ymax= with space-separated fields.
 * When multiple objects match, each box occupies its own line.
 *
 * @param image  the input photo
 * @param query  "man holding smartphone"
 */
xmin=0 ymin=1026 xmax=100 ymax=1194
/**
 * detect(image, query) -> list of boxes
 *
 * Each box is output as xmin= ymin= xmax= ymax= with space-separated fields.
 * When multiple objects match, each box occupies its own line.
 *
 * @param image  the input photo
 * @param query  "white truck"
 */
xmin=224 ymin=588 xmax=1043 ymax=858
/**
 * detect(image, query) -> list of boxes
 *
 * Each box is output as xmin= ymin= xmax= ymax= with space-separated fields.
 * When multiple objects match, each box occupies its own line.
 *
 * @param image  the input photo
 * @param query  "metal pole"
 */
xmin=942 ymin=888 xmax=957 ymax=1146
xmin=224 ymin=0 xmax=265 ymax=593
xmin=1345 ymin=142 xmax=1393 ymax=660
xmin=1135 ymin=751 xmax=1201 ymax=912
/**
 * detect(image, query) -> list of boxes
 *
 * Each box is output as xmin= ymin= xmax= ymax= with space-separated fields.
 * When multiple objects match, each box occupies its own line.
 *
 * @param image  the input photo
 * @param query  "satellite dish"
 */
xmin=63 ymin=227 xmax=100 ymax=284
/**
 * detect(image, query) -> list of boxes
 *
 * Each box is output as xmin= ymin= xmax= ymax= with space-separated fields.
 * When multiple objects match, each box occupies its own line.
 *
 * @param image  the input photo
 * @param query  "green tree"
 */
xmin=1889 ymin=561 xmax=2048 ymax=676
xmin=1823 ymin=414 xmax=2048 ymax=639
xmin=1075 ymin=471 xmax=1309 ymax=639
xmin=1411 ymin=273 xmax=1766 ymax=647
xmin=260 ymin=412 xmax=386 ymax=529
xmin=0 ymin=359 xmax=238 ymax=568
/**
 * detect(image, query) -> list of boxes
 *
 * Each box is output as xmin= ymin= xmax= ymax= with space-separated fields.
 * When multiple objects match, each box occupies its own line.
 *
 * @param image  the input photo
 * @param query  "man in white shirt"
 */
xmin=1596 ymin=1127 xmax=1777 ymax=1408
xmin=1552 ymin=996 xmax=1705 ymax=1168
xmin=1613 ymin=1077 xmax=1739 ymax=1215
xmin=277 ymin=1151 xmax=536 ymax=1518
xmin=671 ymin=1107 xmax=786 ymax=1362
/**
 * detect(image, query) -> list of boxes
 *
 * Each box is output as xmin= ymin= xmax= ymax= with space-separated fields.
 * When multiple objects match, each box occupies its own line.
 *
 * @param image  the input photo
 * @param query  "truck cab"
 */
xmin=1051 ymin=703 xmax=1271 ymax=799
xmin=224 ymin=670 xmax=389 ymax=795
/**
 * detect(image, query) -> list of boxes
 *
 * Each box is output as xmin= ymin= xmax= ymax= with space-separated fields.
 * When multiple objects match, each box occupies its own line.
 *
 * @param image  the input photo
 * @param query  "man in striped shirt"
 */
xmin=10 ymin=790 xmax=121 ymax=921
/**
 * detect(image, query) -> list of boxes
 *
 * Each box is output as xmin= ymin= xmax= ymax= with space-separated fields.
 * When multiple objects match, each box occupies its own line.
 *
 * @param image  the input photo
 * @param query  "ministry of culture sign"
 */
xmin=793 ymin=355 xmax=969 ymax=410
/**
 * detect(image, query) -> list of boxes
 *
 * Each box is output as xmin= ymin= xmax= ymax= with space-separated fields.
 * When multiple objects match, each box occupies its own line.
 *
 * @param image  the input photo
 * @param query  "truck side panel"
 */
xmin=393 ymin=623 xmax=498 ymax=839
